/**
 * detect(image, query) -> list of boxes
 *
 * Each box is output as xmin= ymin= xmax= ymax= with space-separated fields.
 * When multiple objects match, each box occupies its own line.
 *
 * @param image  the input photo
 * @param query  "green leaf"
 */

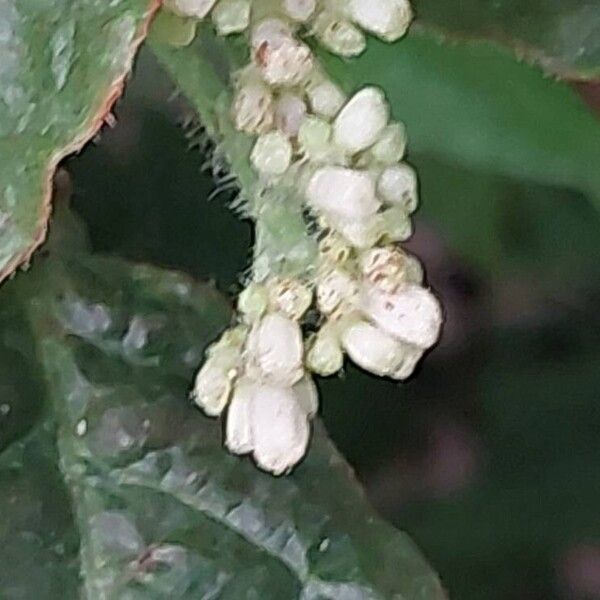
xmin=319 ymin=32 xmax=600 ymax=205
xmin=0 ymin=0 xmax=159 ymax=283
xmin=0 ymin=244 xmax=444 ymax=597
xmin=0 ymin=426 xmax=80 ymax=598
xmin=413 ymin=0 xmax=600 ymax=80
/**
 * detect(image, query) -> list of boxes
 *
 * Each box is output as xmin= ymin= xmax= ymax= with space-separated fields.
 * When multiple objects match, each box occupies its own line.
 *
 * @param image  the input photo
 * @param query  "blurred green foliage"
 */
xmin=413 ymin=0 xmax=600 ymax=80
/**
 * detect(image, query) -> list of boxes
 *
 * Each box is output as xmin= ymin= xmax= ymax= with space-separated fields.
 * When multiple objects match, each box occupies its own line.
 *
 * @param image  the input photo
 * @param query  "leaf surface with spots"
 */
xmin=0 ymin=0 xmax=158 ymax=283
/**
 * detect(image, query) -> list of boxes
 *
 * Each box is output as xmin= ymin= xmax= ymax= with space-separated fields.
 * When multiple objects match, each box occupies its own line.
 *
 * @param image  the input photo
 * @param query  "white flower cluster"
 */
xmin=168 ymin=0 xmax=442 ymax=474
xmin=165 ymin=0 xmax=412 ymax=47
xmin=192 ymin=277 xmax=318 ymax=475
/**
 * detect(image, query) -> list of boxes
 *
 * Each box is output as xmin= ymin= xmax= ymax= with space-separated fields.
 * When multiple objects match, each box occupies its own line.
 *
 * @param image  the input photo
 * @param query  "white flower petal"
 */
xmin=360 ymin=283 xmax=442 ymax=348
xmin=192 ymin=363 xmax=232 ymax=417
xmin=316 ymin=268 xmax=358 ymax=316
xmin=246 ymin=313 xmax=304 ymax=385
xmin=341 ymin=320 xmax=407 ymax=377
xmin=293 ymin=375 xmax=320 ymax=417
xmin=306 ymin=167 xmax=380 ymax=220
xmin=333 ymin=87 xmax=389 ymax=154
xmin=225 ymin=380 xmax=256 ymax=454
xmin=348 ymin=0 xmax=413 ymax=42
xmin=250 ymin=385 xmax=310 ymax=475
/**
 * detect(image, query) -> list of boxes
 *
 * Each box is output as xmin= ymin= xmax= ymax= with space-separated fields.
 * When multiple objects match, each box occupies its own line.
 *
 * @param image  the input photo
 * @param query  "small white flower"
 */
xmin=298 ymin=116 xmax=333 ymax=163
xmin=333 ymin=87 xmax=389 ymax=154
xmin=306 ymin=325 xmax=344 ymax=376
xmin=306 ymin=166 xmax=380 ymax=220
xmin=275 ymin=94 xmax=307 ymax=137
xmin=212 ymin=0 xmax=251 ymax=35
xmin=251 ymin=18 xmax=292 ymax=50
xmin=341 ymin=319 xmax=422 ymax=379
xmin=251 ymin=20 xmax=313 ymax=86
xmin=283 ymin=0 xmax=316 ymax=22
xmin=377 ymin=163 xmax=418 ymax=211
xmin=348 ymin=0 xmax=413 ymax=42
xmin=192 ymin=327 xmax=247 ymax=416
xmin=359 ymin=246 xmax=407 ymax=292
xmin=318 ymin=230 xmax=352 ymax=265
xmin=316 ymin=268 xmax=359 ymax=316
xmin=245 ymin=313 xmax=304 ymax=385
xmin=251 ymin=131 xmax=293 ymax=176
xmin=306 ymin=78 xmax=346 ymax=118
xmin=232 ymin=81 xmax=274 ymax=134
xmin=314 ymin=14 xmax=366 ymax=57
xmin=360 ymin=282 xmax=443 ymax=349
xmin=164 ymin=0 xmax=217 ymax=19
xmin=266 ymin=277 xmax=313 ymax=320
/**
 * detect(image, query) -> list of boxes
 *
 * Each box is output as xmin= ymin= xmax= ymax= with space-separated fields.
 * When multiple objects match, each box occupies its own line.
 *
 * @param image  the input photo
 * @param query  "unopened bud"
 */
xmin=232 ymin=81 xmax=274 ymax=134
xmin=165 ymin=0 xmax=217 ymax=19
xmin=298 ymin=116 xmax=332 ymax=162
xmin=212 ymin=0 xmax=250 ymax=34
xmin=359 ymin=246 xmax=407 ymax=292
xmin=267 ymin=277 xmax=313 ymax=320
xmin=377 ymin=163 xmax=418 ymax=212
xmin=334 ymin=87 xmax=389 ymax=154
xmin=238 ymin=282 xmax=269 ymax=322
xmin=306 ymin=78 xmax=346 ymax=118
xmin=306 ymin=326 xmax=344 ymax=376
xmin=315 ymin=14 xmax=366 ymax=57
xmin=251 ymin=131 xmax=293 ymax=176
xmin=348 ymin=0 xmax=413 ymax=42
